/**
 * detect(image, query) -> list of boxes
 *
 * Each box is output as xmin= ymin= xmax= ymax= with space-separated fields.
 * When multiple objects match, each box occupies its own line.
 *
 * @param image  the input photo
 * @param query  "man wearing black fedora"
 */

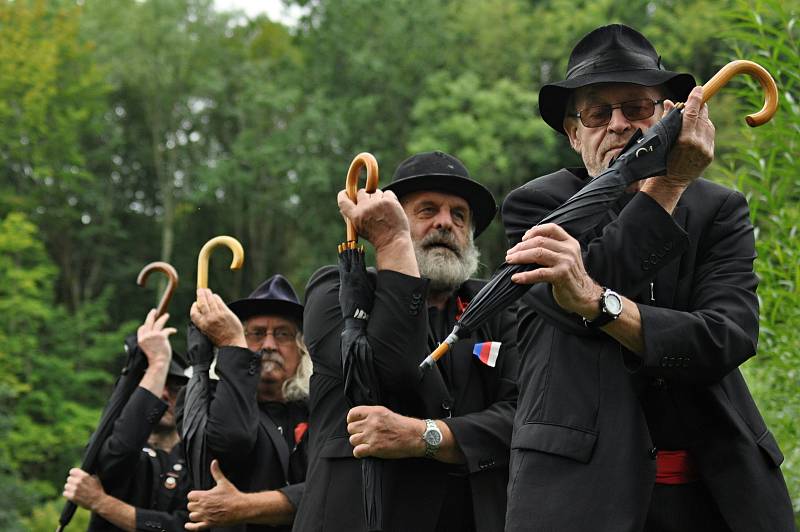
xmin=64 ymin=309 xmax=191 ymax=531
xmin=502 ymin=24 xmax=794 ymax=531
xmin=187 ymin=274 xmax=312 ymax=531
xmin=293 ymin=150 xmax=519 ymax=532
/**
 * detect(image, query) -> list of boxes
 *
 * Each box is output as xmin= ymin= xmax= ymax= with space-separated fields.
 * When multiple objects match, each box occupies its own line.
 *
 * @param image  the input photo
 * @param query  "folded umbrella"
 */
xmin=338 ymin=152 xmax=384 ymax=532
xmin=420 ymin=60 xmax=778 ymax=373
xmin=182 ymin=236 xmax=244 ymax=491
xmin=57 ymin=262 xmax=178 ymax=531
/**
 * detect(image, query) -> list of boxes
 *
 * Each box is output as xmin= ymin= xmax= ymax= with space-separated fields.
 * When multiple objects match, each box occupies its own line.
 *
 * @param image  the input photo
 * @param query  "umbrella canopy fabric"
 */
xmin=181 ymin=322 xmax=216 ymax=491
xmin=338 ymin=241 xmax=384 ymax=531
xmin=420 ymin=108 xmax=684 ymax=373
xmin=57 ymin=334 xmax=147 ymax=531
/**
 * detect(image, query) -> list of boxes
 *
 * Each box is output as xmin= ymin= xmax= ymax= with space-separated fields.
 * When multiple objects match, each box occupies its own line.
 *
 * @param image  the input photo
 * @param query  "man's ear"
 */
xmin=564 ymin=118 xmax=582 ymax=153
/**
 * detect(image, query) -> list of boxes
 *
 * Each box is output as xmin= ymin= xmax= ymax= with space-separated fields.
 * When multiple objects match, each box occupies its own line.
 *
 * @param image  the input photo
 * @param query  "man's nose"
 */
xmin=260 ymin=333 xmax=279 ymax=351
xmin=607 ymin=106 xmax=632 ymax=134
xmin=432 ymin=208 xmax=454 ymax=230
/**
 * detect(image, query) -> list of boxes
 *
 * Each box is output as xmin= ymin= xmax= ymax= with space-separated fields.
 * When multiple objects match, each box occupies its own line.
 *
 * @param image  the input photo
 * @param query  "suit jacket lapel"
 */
xmin=260 ymin=410 xmax=290 ymax=480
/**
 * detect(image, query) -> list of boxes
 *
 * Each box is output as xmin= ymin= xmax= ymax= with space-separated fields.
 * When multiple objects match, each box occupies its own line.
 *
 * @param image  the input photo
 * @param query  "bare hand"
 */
xmin=137 ymin=309 xmax=177 ymax=367
xmin=186 ymin=460 xmax=246 ymax=530
xmin=190 ymin=289 xmax=246 ymax=348
xmin=505 ymin=223 xmax=601 ymax=317
xmin=662 ymin=86 xmax=715 ymax=186
xmin=346 ymin=405 xmax=425 ymax=459
xmin=63 ymin=468 xmax=105 ymax=512
xmin=337 ymin=188 xmax=411 ymax=251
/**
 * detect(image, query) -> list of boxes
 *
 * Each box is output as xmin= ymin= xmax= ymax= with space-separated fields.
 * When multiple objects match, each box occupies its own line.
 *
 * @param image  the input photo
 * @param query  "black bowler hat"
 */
xmin=228 ymin=274 xmax=303 ymax=328
xmin=383 ymin=150 xmax=497 ymax=237
xmin=539 ymin=24 xmax=696 ymax=134
xmin=168 ymin=353 xmax=190 ymax=382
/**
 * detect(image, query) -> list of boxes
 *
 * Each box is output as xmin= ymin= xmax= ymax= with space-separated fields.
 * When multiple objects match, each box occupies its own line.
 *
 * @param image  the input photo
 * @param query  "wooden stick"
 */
xmin=196 ymin=236 xmax=245 ymax=292
xmin=137 ymin=261 xmax=179 ymax=318
xmin=701 ymin=60 xmax=778 ymax=127
xmin=345 ymin=152 xmax=380 ymax=243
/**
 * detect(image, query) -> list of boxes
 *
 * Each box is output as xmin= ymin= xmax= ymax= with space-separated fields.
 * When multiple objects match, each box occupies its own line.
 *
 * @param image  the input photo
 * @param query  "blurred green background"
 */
xmin=1 ymin=0 xmax=797 ymax=528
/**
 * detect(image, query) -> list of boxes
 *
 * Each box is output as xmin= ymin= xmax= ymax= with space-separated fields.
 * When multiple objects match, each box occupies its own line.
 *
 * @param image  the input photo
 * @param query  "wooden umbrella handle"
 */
xmin=196 ymin=236 xmax=245 ymax=291
xmin=345 ymin=152 xmax=380 ymax=243
xmin=137 ymin=261 xmax=179 ymax=318
xmin=701 ymin=60 xmax=778 ymax=127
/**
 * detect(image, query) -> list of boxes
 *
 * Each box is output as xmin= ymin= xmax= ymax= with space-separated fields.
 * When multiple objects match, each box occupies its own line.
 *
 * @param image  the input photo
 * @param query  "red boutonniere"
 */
xmin=456 ymin=297 xmax=470 ymax=321
xmin=294 ymin=422 xmax=309 ymax=445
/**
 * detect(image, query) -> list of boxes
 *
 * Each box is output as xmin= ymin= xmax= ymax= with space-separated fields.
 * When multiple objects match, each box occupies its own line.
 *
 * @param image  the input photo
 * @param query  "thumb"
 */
xmin=663 ymin=99 xmax=675 ymax=114
xmin=210 ymin=459 xmax=228 ymax=485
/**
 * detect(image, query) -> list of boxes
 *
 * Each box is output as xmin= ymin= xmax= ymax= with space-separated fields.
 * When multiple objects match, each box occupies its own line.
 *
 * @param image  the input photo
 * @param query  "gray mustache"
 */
xmin=421 ymin=230 xmax=461 ymax=257
xmin=260 ymin=350 xmax=285 ymax=370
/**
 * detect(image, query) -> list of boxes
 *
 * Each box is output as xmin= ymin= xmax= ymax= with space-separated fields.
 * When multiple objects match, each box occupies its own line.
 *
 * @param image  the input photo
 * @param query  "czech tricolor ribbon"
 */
xmin=472 ymin=341 xmax=501 ymax=367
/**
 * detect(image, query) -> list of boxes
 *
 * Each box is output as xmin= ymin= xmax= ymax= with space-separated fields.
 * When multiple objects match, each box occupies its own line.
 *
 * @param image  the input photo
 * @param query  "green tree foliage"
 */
xmin=718 ymin=0 xmax=800 ymax=518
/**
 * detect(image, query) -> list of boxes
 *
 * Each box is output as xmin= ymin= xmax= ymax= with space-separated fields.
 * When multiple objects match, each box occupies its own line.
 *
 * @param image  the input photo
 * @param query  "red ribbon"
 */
xmin=294 ymin=422 xmax=309 ymax=445
xmin=455 ymin=297 xmax=469 ymax=321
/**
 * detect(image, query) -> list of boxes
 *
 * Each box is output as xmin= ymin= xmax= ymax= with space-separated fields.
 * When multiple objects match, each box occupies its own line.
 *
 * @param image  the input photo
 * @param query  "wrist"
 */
xmin=92 ymin=492 xmax=110 ymax=514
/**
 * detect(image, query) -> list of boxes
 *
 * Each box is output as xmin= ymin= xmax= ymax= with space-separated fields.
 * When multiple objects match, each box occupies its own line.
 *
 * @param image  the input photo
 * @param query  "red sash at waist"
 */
xmin=655 ymin=449 xmax=699 ymax=485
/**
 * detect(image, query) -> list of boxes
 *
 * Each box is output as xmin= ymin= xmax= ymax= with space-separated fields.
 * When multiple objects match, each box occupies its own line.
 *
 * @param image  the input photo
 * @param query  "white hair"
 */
xmin=282 ymin=332 xmax=312 ymax=401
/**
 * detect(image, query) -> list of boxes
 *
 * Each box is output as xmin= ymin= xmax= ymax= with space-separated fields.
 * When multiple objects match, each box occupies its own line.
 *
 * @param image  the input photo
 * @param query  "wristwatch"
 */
xmin=583 ymin=287 xmax=623 ymax=328
xmin=421 ymin=419 xmax=443 ymax=458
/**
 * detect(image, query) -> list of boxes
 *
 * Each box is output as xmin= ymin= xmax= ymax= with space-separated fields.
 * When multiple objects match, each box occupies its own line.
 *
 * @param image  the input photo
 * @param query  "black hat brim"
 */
xmin=383 ymin=174 xmax=497 ymax=237
xmin=539 ymin=69 xmax=696 ymax=134
xmin=227 ymin=299 xmax=304 ymax=329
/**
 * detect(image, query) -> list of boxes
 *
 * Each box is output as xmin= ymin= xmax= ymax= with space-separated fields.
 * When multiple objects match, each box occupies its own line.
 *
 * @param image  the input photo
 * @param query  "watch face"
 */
xmin=425 ymin=430 xmax=442 ymax=446
xmin=604 ymin=292 xmax=623 ymax=315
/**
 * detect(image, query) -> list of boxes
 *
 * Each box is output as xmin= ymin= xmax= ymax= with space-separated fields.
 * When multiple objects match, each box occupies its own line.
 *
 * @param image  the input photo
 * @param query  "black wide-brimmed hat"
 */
xmin=228 ymin=274 xmax=303 ymax=328
xmin=383 ymin=150 xmax=497 ymax=237
xmin=539 ymin=24 xmax=696 ymax=135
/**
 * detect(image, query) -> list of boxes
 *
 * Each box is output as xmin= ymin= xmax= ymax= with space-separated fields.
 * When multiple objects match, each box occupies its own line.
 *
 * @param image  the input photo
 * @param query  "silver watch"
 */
xmin=421 ymin=419 xmax=442 ymax=458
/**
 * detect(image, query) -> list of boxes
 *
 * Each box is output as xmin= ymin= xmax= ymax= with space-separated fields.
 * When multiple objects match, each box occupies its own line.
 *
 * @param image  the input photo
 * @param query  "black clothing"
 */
xmin=502 ymin=168 xmax=795 ymax=532
xmin=293 ymin=267 xmax=518 ymax=532
xmin=92 ymin=387 xmax=189 ymax=532
xmin=206 ymin=346 xmax=308 ymax=532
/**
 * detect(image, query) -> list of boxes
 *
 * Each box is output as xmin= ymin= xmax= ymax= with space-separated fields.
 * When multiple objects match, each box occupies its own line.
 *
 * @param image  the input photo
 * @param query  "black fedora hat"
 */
xmin=228 ymin=274 xmax=303 ymax=329
xmin=539 ymin=24 xmax=696 ymax=134
xmin=383 ymin=150 xmax=497 ymax=237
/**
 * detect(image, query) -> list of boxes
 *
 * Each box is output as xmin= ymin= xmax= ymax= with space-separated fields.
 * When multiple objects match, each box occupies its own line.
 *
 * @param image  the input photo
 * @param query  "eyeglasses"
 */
xmin=572 ymin=98 xmax=664 ymax=128
xmin=244 ymin=328 xmax=296 ymax=345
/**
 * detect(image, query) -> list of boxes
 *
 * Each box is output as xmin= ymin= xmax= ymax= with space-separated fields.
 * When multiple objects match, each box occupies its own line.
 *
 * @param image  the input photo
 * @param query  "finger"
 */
xmin=144 ymin=308 xmax=156 ymax=328
xmin=154 ymin=311 xmax=171 ymax=330
xmin=210 ymin=459 xmax=227 ymax=484
xmin=349 ymin=432 xmax=363 ymax=447
xmin=190 ymin=302 xmax=201 ymax=323
xmin=346 ymin=419 xmax=366 ymax=435
xmin=211 ymin=294 xmax=229 ymax=315
xmin=662 ymin=99 xmax=675 ymax=114
xmin=162 ymin=327 xmax=178 ymax=337
xmin=511 ymin=266 xmax=558 ymax=285
xmin=682 ymin=86 xmax=704 ymax=120
xmin=337 ymin=190 xmax=356 ymax=218
xmin=188 ymin=511 xmax=205 ymax=523
xmin=352 ymin=443 xmax=371 ymax=459
xmin=187 ymin=500 xmax=200 ymax=512
xmin=507 ymin=235 xmax=571 ymax=260
xmin=346 ymin=405 xmax=370 ymax=423
xmin=185 ymin=520 xmax=209 ymax=531
xmin=506 ymin=247 xmax=561 ymax=267
xmin=187 ymin=490 xmax=200 ymax=502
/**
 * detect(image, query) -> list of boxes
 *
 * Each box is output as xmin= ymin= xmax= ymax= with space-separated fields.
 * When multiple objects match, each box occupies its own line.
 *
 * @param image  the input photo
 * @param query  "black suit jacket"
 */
xmin=207 ymin=346 xmax=309 ymax=532
xmin=292 ymin=267 xmax=518 ymax=532
xmin=501 ymin=168 xmax=795 ymax=532
xmin=93 ymin=387 xmax=189 ymax=532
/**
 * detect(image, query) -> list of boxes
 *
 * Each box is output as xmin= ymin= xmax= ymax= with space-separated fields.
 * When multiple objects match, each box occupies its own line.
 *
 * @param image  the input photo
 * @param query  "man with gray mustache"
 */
xmin=187 ymin=274 xmax=311 ymax=531
xmin=295 ymin=151 xmax=519 ymax=532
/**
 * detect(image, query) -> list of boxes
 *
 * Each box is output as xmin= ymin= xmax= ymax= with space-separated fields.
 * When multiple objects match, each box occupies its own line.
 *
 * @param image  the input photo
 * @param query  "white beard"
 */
xmin=414 ymin=228 xmax=480 ymax=293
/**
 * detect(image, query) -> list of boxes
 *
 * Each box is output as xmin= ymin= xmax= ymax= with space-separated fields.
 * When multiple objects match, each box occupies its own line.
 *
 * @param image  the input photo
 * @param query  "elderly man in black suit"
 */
xmin=502 ymin=24 xmax=795 ymax=532
xmin=187 ymin=274 xmax=311 ymax=531
xmin=293 ymin=151 xmax=519 ymax=532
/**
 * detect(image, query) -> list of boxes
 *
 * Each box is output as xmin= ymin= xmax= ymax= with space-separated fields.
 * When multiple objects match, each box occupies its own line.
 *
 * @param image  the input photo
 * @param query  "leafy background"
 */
xmin=0 ymin=0 xmax=797 ymax=528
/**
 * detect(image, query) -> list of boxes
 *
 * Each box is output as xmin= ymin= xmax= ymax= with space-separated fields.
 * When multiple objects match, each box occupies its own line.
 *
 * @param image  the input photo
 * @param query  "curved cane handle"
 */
xmin=137 ymin=261 xmax=179 ymax=318
xmin=345 ymin=152 xmax=380 ymax=243
xmin=701 ymin=60 xmax=778 ymax=127
xmin=196 ymin=236 xmax=245 ymax=292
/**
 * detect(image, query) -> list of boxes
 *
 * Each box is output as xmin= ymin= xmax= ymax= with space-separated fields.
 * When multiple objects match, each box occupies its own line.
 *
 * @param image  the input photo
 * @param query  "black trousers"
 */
xmin=644 ymin=481 xmax=731 ymax=532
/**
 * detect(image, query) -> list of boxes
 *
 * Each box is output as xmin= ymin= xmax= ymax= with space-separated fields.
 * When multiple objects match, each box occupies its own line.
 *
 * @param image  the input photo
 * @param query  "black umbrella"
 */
xmin=182 ymin=235 xmax=244 ymax=491
xmin=338 ymin=153 xmax=384 ymax=532
xmin=57 ymin=262 xmax=178 ymax=531
xmin=420 ymin=60 xmax=778 ymax=373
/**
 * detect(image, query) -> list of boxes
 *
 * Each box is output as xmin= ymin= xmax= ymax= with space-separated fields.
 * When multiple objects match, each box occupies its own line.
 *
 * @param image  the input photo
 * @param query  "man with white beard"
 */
xmin=294 ymin=151 xmax=519 ymax=532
